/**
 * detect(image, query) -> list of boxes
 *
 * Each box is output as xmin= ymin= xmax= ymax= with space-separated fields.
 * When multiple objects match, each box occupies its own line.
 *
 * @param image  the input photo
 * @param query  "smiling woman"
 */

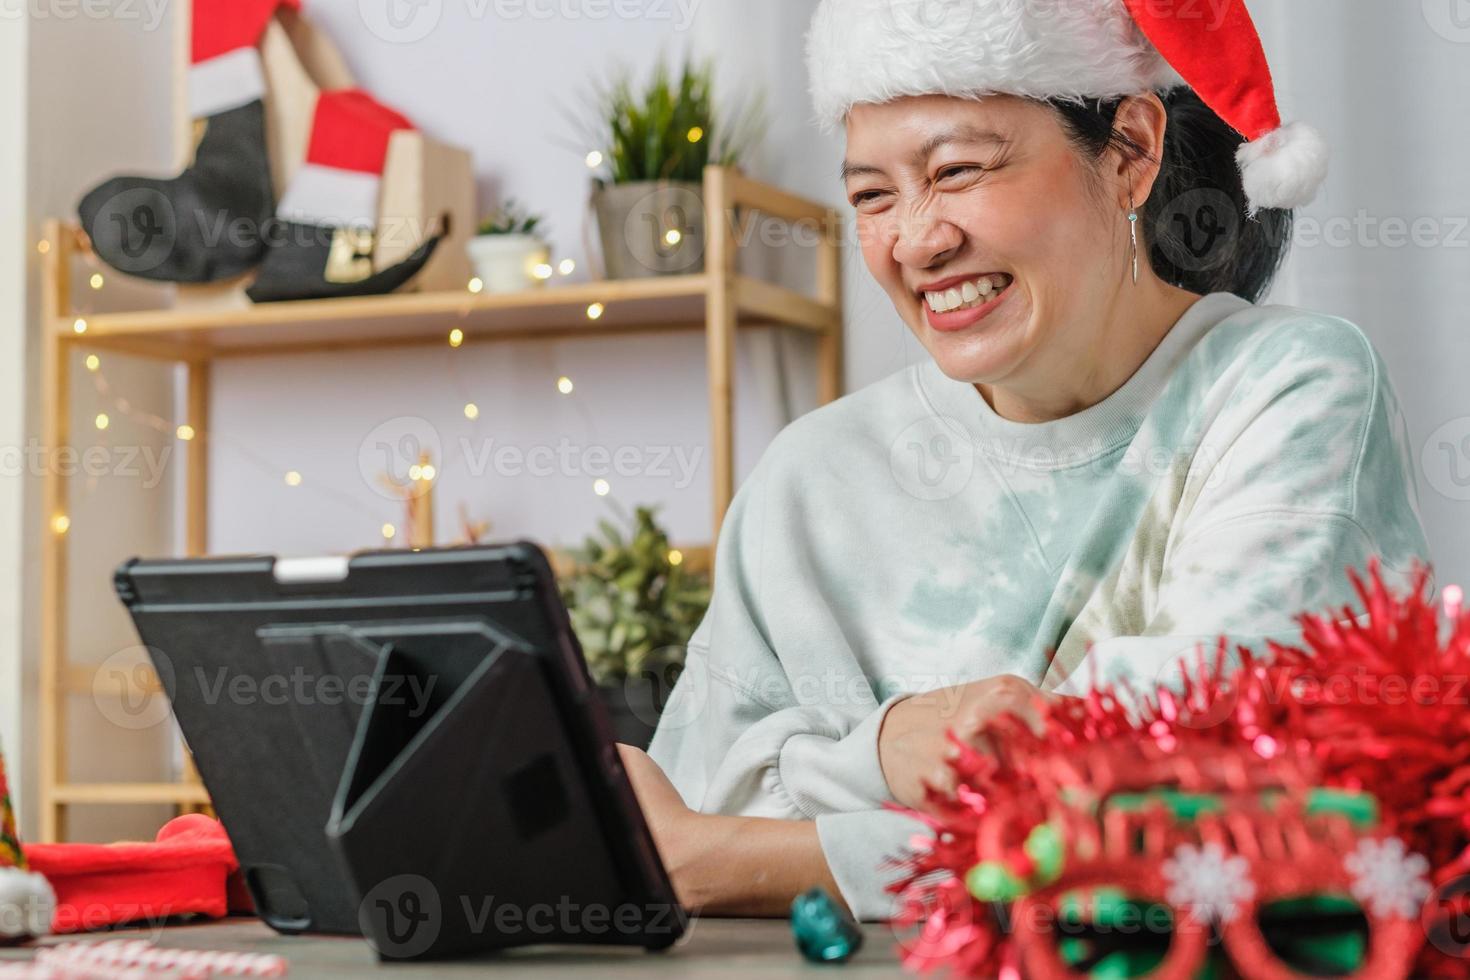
xmin=617 ymin=0 xmax=1431 ymax=922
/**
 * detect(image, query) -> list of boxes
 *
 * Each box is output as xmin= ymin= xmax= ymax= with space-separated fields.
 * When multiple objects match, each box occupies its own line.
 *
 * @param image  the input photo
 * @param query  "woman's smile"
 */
xmin=917 ymin=272 xmax=1016 ymax=333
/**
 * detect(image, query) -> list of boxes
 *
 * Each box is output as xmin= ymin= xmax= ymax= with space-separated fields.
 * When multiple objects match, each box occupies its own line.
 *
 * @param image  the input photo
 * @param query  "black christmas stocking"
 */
xmin=77 ymin=0 xmax=293 ymax=283
xmin=246 ymin=90 xmax=441 ymax=303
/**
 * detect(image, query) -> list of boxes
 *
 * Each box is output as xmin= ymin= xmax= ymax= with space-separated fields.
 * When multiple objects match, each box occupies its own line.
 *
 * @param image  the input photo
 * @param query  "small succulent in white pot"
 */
xmin=467 ymin=199 xmax=551 ymax=293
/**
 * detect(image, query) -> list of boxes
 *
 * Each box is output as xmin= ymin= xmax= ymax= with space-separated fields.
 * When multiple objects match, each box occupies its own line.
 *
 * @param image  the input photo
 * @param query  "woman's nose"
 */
xmin=891 ymin=210 xmax=964 ymax=269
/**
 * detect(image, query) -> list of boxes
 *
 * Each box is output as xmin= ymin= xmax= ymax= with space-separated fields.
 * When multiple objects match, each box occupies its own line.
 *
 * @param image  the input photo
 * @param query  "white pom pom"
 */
xmin=0 ymin=867 xmax=55 ymax=937
xmin=1235 ymin=121 xmax=1330 ymax=214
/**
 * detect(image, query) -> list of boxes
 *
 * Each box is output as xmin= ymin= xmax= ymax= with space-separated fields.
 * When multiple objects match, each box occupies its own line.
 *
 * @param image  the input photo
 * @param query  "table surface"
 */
xmin=3 ymin=917 xmax=909 ymax=977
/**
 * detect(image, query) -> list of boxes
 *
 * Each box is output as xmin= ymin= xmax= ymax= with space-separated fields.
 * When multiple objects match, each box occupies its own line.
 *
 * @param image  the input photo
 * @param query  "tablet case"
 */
xmin=114 ymin=543 xmax=683 ymax=953
xmin=328 ymin=622 xmax=684 ymax=959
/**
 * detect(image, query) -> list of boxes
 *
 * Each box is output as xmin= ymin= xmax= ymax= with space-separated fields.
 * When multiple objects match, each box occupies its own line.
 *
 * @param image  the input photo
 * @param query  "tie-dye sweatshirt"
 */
xmin=646 ymin=291 xmax=1432 ymax=919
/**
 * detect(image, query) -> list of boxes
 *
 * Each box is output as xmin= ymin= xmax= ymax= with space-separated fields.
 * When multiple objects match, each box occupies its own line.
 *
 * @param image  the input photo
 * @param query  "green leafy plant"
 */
xmin=559 ymin=505 xmax=712 ymax=686
xmin=476 ymin=198 xmax=546 ymax=237
xmin=579 ymin=54 xmax=764 ymax=184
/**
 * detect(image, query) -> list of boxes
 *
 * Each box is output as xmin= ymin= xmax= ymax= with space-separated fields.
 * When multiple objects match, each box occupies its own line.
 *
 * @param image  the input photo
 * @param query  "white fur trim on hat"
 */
xmin=0 ymin=865 xmax=55 ymax=938
xmin=805 ymin=0 xmax=1185 ymax=130
xmin=1236 ymin=121 xmax=1330 ymax=213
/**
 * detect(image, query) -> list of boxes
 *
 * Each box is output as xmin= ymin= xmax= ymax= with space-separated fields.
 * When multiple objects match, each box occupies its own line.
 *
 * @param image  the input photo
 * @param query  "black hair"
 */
xmin=1049 ymin=87 xmax=1292 ymax=303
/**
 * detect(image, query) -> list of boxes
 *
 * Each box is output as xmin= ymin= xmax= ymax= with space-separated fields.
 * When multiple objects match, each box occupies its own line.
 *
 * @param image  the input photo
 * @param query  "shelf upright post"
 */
xmin=704 ymin=166 xmax=738 ymax=546
xmin=816 ymin=211 xmax=844 ymax=405
xmin=38 ymin=219 xmax=72 ymax=843
xmin=184 ymin=361 xmax=210 ymax=558
xmin=179 ymin=357 xmax=212 ymax=814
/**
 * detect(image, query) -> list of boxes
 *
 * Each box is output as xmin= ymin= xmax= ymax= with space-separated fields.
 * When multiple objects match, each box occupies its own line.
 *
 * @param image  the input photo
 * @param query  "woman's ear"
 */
xmin=1112 ymin=93 xmax=1169 ymax=207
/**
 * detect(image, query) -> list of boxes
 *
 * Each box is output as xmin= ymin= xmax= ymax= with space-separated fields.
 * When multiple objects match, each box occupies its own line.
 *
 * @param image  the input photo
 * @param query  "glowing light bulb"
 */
xmin=585 ymin=150 xmax=604 ymax=168
xmin=51 ymin=514 xmax=70 ymax=535
xmin=85 ymin=354 xmax=100 ymax=372
xmin=382 ymin=523 xmax=397 ymax=540
xmin=687 ymin=126 xmax=704 ymax=143
xmin=284 ymin=471 xmax=302 ymax=487
xmin=176 ymin=424 xmax=195 ymax=441
xmin=664 ymin=229 xmax=683 ymax=246
xmin=420 ymin=464 xmax=437 ymax=481
xmin=464 ymin=403 xmax=480 ymax=420
xmin=36 ymin=240 xmax=50 ymax=255
xmin=408 ymin=464 xmax=423 ymax=480
xmin=556 ymin=376 xmax=574 ymax=394
xmin=593 ymin=478 xmax=610 ymax=496
xmin=467 ymin=277 xmax=484 ymax=294
xmin=558 ymin=259 xmax=576 ymax=276
xmin=449 ymin=328 xmax=464 ymax=348
xmin=586 ymin=302 xmax=605 ymax=321
xmin=72 ymin=318 xmax=88 ymax=335
xmin=89 ymin=273 xmax=105 ymax=290
xmin=94 ymin=413 xmax=109 ymax=430
xmin=668 ymin=549 xmax=684 ymax=566
xmin=532 ymin=263 xmax=553 ymax=281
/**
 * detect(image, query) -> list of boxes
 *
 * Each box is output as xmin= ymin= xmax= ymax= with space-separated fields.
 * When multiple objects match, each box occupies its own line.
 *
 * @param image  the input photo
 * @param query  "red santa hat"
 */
xmin=805 ymin=0 xmax=1328 ymax=213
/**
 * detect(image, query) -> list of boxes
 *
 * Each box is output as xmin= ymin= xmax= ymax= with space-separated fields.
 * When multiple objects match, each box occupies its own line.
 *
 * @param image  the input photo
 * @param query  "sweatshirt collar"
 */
xmin=915 ymin=292 xmax=1252 ymax=470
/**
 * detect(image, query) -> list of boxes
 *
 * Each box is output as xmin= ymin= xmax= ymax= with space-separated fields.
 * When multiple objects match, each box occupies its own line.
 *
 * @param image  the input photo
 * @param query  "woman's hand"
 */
xmin=617 ymin=744 xmax=846 ymax=916
xmin=877 ymin=674 xmax=1047 ymax=811
xmin=618 ymin=744 xmax=702 ymax=905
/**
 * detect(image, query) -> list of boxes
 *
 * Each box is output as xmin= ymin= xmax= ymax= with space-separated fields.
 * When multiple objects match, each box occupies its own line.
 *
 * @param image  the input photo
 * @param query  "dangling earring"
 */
xmin=1127 ymin=194 xmax=1140 ymax=285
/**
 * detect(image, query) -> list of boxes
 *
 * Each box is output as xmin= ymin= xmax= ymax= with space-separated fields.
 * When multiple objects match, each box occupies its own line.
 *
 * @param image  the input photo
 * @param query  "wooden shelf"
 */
xmin=65 ymin=271 xmax=838 ymax=360
xmin=53 ymin=783 xmax=212 ymax=806
xmin=36 ymin=165 xmax=843 ymax=839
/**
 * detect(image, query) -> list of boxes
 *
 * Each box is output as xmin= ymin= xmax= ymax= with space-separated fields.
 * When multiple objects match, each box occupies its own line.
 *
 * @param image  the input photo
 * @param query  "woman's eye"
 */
xmin=937 ymin=165 xmax=981 ymax=181
xmin=850 ymin=190 xmax=888 ymax=208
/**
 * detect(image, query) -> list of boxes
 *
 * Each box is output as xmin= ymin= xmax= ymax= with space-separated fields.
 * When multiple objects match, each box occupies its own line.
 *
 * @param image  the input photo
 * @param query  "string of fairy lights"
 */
xmin=43 ymin=132 xmax=707 ymax=553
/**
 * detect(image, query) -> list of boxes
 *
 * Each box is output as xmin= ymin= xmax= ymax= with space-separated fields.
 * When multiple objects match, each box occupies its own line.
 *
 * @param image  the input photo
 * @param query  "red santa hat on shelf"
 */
xmin=805 ymin=0 xmax=1328 ymax=213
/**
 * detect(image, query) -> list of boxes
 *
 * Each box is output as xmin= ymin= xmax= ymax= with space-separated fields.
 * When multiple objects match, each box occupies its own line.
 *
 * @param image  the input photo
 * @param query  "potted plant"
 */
xmin=466 ymin=199 xmax=551 ymax=293
xmin=580 ymin=55 xmax=763 ymax=279
xmin=558 ymin=506 xmax=712 ymax=748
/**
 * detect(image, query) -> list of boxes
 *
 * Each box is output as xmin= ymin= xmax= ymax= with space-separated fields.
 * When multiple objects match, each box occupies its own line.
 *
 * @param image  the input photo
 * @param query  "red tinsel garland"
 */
xmin=889 ymin=560 xmax=1470 ymax=978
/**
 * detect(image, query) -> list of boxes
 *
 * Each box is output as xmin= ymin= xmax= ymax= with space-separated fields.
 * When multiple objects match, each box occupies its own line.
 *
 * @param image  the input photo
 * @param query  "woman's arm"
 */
xmin=877 ymin=673 xmax=1047 ymax=810
xmin=623 ymin=673 xmax=1057 ymax=915
xmin=620 ymin=744 xmax=844 ymax=916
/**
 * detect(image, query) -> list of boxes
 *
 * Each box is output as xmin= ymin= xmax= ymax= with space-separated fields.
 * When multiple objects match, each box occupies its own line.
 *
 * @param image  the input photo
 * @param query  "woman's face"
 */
xmin=843 ymin=94 xmax=1130 ymax=391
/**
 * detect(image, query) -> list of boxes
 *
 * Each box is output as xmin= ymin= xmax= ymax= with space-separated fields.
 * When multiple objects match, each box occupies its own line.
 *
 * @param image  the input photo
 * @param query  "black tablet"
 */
xmin=114 ymin=542 xmax=684 ymax=958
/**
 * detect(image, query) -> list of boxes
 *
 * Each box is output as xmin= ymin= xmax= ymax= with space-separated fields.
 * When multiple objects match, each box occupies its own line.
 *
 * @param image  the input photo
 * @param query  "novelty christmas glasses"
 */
xmin=896 ymin=744 xmax=1426 ymax=980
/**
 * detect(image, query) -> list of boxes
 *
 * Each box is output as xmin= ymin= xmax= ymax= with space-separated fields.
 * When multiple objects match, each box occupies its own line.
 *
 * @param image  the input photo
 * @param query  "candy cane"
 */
xmin=34 ymin=940 xmax=287 ymax=978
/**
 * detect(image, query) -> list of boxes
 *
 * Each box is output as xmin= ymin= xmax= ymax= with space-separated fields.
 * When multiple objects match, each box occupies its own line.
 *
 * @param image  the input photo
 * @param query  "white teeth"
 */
xmin=923 ymin=274 xmax=1011 ymax=313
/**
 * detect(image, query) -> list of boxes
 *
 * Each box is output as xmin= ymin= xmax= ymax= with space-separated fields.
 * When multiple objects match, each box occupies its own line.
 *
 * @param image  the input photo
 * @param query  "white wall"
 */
xmin=22 ymin=2 xmax=179 ymax=840
xmin=0 ymin=7 xmax=30 ymax=813
xmin=1251 ymin=0 xmax=1470 ymax=589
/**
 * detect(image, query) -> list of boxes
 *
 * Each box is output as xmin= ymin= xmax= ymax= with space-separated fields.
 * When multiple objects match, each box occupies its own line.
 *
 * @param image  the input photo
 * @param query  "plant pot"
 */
xmin=591 ymin=180 xmax=706 ymax=279
xmin=466 ymin=233 xmax=550 ymax=293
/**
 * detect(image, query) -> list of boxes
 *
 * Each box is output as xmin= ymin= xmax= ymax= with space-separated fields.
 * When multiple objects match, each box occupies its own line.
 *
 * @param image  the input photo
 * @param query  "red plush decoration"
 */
xmin=23 ymin=815 xmax=246 ymax=934
xmin=890 ymin=560 xmax=1470 ymax=979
